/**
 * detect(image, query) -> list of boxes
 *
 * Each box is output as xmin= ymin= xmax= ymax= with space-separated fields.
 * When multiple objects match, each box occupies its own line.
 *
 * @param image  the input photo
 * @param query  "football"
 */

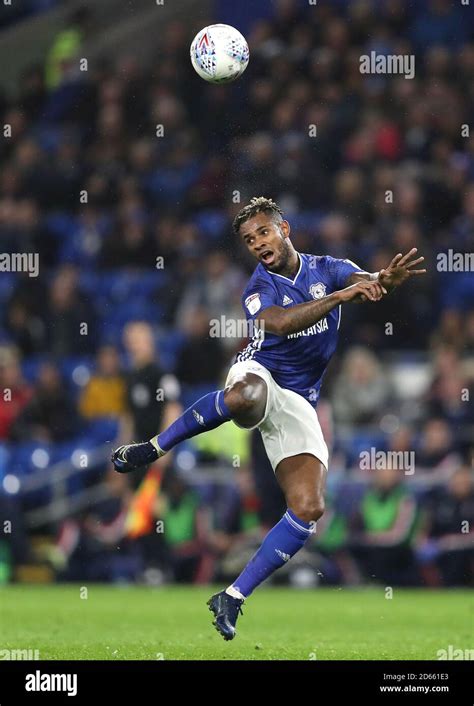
xmin=190 ymin=24 xmax=249 ymax=84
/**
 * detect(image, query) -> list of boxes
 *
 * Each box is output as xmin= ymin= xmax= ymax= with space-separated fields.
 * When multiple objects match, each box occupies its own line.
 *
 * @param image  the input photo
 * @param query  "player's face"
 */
xmin=240 ymin=213 xmax=291 ymax=272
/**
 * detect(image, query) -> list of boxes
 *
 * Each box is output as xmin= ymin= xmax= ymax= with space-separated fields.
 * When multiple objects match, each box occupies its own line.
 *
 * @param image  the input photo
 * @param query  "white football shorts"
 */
xmin=224 ymin=359 xmax=329 ymax=472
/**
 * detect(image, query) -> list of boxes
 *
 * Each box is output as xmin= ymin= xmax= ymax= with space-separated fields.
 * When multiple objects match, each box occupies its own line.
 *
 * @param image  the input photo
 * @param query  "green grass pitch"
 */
xmin=0 ymin=585 xmax=471 ymax=660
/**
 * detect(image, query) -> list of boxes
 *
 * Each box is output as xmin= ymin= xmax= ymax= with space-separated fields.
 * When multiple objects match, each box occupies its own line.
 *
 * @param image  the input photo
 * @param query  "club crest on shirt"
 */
xmin=245 ymin=292 xmax=261 ymax=315
xmin=310 ymin=282 xmax=326 ymax=300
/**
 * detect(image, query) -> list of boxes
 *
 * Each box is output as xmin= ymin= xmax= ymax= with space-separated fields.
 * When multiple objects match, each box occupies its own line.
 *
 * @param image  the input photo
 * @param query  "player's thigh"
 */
xmin=275 ymin=453 xmax=327 ymax=522
xmin=224 ymin=371 xmax=268 ymax=427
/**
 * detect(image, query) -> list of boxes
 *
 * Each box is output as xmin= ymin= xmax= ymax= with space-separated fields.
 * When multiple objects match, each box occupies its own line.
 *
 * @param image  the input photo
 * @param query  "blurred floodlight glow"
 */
xmin=72 ymin=365 xmax=91 ymax=386
xmin=3 ymin=474 xmax=20 ymax=494
xmin=175 ymin=450 xmax=196 ymax=471
xmin=380 ymin=414 xmax=400 ymax=434
xmin=71 ymin=449 xmax=87 ymax=468
xmin=31 ymin=448 xmax=50 ymax=468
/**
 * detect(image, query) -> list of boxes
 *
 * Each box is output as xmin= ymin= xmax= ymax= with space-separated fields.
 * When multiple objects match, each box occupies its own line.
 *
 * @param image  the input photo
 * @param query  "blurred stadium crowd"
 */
xmin=0 ymin=0 xmax=473 ymax=588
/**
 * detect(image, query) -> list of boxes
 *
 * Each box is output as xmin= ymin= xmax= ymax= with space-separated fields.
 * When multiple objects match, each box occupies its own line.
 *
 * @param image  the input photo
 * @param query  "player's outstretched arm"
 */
xmin=259 ymin=279 xmax=386 ymax=336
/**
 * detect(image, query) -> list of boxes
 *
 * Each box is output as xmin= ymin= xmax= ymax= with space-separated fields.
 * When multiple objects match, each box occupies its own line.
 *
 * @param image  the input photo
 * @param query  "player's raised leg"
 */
xmin=208 ymin=454 xmax=326 ymax=640
xmin=111 ymin=373 xmax=267 ymax=472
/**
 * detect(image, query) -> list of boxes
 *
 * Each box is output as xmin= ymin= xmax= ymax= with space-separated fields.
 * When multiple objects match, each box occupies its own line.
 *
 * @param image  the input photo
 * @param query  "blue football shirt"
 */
xmin=236 ymin=252 xmax=367 ymax=406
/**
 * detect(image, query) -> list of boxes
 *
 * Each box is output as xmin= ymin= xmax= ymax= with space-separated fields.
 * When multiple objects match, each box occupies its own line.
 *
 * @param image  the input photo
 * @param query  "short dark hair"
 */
xmin=232 ymin=196 xmax=283 ymax=235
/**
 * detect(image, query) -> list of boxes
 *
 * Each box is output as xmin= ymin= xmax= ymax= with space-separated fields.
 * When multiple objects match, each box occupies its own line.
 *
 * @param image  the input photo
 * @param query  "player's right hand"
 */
xmin=339 ymin=280 xmax=387 ymax=303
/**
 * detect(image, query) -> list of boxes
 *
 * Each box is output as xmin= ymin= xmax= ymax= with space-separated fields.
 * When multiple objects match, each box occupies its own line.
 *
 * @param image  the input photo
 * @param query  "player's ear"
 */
xmin=280 ymin=220 xmax=291 ymax=238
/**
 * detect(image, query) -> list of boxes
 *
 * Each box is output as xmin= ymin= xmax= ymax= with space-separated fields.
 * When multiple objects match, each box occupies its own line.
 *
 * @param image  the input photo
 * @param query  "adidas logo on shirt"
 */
xmin=282 ymin=295 xmax=293 ymax=306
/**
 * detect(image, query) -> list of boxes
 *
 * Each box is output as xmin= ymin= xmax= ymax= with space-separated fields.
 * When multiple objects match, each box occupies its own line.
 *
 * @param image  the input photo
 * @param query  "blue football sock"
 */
xmin=228 ymin=509 xmax=314 ymax=598
xmin=155 ymin=390 xmax=232 ymax=452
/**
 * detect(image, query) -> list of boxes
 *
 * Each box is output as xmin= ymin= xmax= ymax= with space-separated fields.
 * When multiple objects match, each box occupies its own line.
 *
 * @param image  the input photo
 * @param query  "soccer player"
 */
xmin=112 ymin=197 xmax=426 ymax=640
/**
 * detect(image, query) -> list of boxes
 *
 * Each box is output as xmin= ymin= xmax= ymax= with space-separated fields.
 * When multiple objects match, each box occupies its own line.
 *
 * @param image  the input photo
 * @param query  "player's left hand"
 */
xmin=378 ymin=248 xmax=426 ymax=290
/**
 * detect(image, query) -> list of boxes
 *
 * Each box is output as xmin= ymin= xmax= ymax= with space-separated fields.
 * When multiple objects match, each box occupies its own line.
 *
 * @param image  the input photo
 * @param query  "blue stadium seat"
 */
xmin=0 ymin=273 xmax=17 ymax=302
xmin=49 ymin=441 xmax=78 ymax=465
xmin=157 ymin=330 xmax=186 ymax=371
xmin=21 ymin=355 xmax=93 ymax=392
xmin=85 ymin=418 xmax=120 ymax=444
xmin=180 ymin=383 xmax=216 ymax=408
xmin=60 ymin=356 xmax=94 ymax=386
xmin=44 ymin=212 xmax=78 ymax=240
xmin=106 ymin=298 xmax=163 ymax=326
xmin=118 ymin=271 xmax=168 ymax=298
xmin=193 ymin=210 xmax=228 ymax=241
xmin=8 ymin=442 xmax=52 ymax=477
xmin=438 ymin=272 xmax=474 ymax=310
xmin=0 ymin=444 xmax=10 ymax=481
xmin=80 ymin=271 xmax=167 ymax=305
xmin=59 ymin=219 xmax=111 ymax=267
xmin=287 ymin=211 xmax=324 ymax=232
xmin=21 ymin=354 xmax=49 ymax=384
xmin=340 ymin=431 xmax=388 ymax=467
xmin=333 ymin=480 xmax=366 ymax=515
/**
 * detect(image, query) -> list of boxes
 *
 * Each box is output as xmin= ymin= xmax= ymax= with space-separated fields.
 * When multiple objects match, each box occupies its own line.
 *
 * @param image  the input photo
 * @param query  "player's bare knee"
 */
xmin=224 ymin=374 xmax=267 ymax=426
xmin=289 ymin=495 xmax=325 ymax=524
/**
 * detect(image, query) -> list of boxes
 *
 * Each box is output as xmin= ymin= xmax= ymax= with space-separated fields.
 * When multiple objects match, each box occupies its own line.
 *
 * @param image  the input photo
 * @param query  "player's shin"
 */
xmin=112 ymin=390 xmax=233 ymax=471
xmin=226 ymin=509 xmax=314 ymax=600
xmin=152 ymin=389 xmax=232 ymax=453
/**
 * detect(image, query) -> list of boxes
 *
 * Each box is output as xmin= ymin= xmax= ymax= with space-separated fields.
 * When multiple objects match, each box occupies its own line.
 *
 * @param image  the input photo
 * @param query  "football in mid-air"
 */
xmin=190 ymin=24 xmax=249 ymax=84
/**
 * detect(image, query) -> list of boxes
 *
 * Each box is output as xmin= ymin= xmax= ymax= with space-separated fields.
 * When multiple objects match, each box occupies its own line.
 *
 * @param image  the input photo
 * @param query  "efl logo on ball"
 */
xmin=190 ymin=24 xmax=249 ymax=84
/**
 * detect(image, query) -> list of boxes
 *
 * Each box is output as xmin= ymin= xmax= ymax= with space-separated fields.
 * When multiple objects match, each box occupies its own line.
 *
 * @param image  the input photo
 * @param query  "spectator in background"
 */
xmin=175 ymin=307 xmax=225 ymax=386
xmin=0 ymin=197 xmax=44 ymax=257
xmin=331 ymin=346 xmax=392 ymax=426
xmin=56 ymin=469 xmax=142 ymax=583
xmin=317 ymin=213 xmax=352 ymax=260
xmin=426 ymin=366 xmax=474 ymax=427
xmin=190 ymin=154 xmax=229 ymax=209
xmin=45 ymin=6 xmax=92 ymax=90
xmin=249 ymin=430 xmax=286 ymax=528
xmin=11 ymin=361 xmax=78 ymax=443
xmin=175 ymin=250 xmax=246 ymax=352
xmin=416 ymin=418 xmax=459 ymax=473
xmin=79 ymin=345 xmax=127 ymax=420
xmin=5 ymin=299 xmax=46 ymax=356
xmin=4 ymin=271 xmax=49 ymax=353
xmin=233 ymin=133 xmax=278 ymax=202
xmin=0 ymin=347 xmax=32 ymax=440
xmin=427 ymin=345 xmax=462 ymax=388
xmin=451 ymin=182 xmax=474 ymax=253
xmin=310 ymin=491 xmax=359 ymax=586
xmin=418 ymin=466 xmax=474 ymax=586
xmin=410 ymin=0 xmax=469 ymax=52
xmin=215 ymin=468 xmax=266 ymax=584
xmin=151 ymin=214 xmax=181 ymax=271
xmin=388 ymin=425 xmax=416 ymax=458
xmin=160 ymin=251 xmax=205 ymax=328
xmin=119 ymin=321 xmax=181 ymax=487
xmin=464 ymin=310 xmax=474 ymax=354
xmin=100 ymin=213 xmax=151 ymax=269
xmin=425 ymin=343 xmax=474 ymax=432
xmin=430 ymin=309 xmax=463 ymax=351
xmin=155 ymin=469 xmax=211 ymax=583
xmin=46 ymin=265 xmax=96 ymax=356
xmin=17 ymin=64 xmax=46 ymax=122
xmin=350 ymin=466 xmax=420 ymax=586
xmin=0 ymin=492 xmax=31 ymax=583
xmin=190 ymin=396 xmax=251 ymax=469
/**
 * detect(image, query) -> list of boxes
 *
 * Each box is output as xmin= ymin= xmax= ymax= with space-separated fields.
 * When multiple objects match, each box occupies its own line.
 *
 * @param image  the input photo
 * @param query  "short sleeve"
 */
xmin=324 ymin=256 xmax=368 ymax=290
xmin=242 ymin=280 xmax=278 ymax=321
